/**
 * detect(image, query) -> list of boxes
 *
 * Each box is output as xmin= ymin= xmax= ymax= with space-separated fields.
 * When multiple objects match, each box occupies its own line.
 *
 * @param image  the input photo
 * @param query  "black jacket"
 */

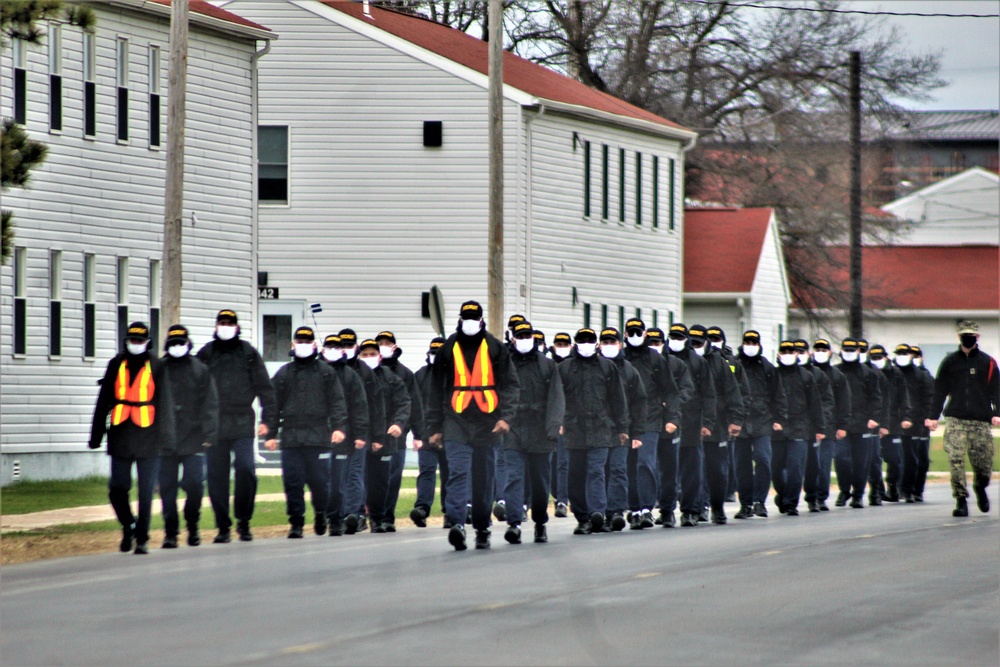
xmin=931 ymin=346 xmax=1000 ymax=422
xmin=506 ymin=349 xmax=566 ymax=453
xmin=162 ymin=354 xmax=219 ymax=456
xmin=895 ymin=362 xmax=930 ymax=436
xmin=328 ymin=360 xmax=370 ymax=454
xmin=271 ymin=355 xmax=348 ymax=449
xmin=737 ymin=351 xmax=787 ymax=438
xmin=196 ymin=336 xmax=277 ymax=439
xmin=813 ymin=361 xmax=851 ymax=436
xmin=912 ymin=365 xmax=936 ymax=436
xmin=837 ymin=357 xmax=883 ymax=434
xmin=382 ymin=348 xmax=422 ymax=448
xmin=89 ymin=351 xmax=175 ymax=459
xmin=624 ymin=343 xmax=682 ymax=432
xmin=426 ymin=329 xmax=520 ymax=446
xmin=773 ymin=363 xmax=825 ymax=440
xmin=608 ymin=352 xmax=647 ymax=440
xmin=870 ymin=362 xmax=913 ymax=434
xmin=702 ymin=346 xmax=746 ymax=440
xmin=664 ymin=352 xmax=695 ymax=427
xmin=366 ymin=364 xmax=411 ymax=454
xmin=413 ymin=361 xmax=433 ymax=441
xmin=557 ymin=352 xmax=628 ymax=450
xmin=805 ymin=362 xmax=836 ymax=439
xmin=667 ymin=345 xmax=717 ymax=445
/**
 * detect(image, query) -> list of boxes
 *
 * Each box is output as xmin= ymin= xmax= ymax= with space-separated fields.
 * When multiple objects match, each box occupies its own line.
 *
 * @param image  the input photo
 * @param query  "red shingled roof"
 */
xmin=788 ymin=245 xmax=1000 ymax=310
xmin=685 ymin=207 xmax=774 ymax=293
xmin=321 ymin=1 xmax=686 ymax=132
xmin=151 ymin=0 xmax=270 ymax=32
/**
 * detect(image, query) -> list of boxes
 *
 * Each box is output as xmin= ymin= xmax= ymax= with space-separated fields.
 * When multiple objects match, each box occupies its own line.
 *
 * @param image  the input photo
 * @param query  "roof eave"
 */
xmin=684 ymin=292 xmax=752 ymax=301
xmin=527 ymin=98 xmax=698 ymax=148
xmin=108 ymin=0 xmax=274 ymax=41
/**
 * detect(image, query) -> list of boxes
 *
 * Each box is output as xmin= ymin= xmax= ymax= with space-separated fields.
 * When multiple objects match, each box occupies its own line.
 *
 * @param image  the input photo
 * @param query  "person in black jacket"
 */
xmin=158 ymin=325 xmax=218 ymax=548
xmin=803 ymin=339 xmax=848 ymax=512
xmin=771 ymin=341 xmax=826 ymax=515
xmin=266 ymin=327 xmax=348 ymax=538
xmin=708 ymin=326 xmax=745 ymax=505
xmin=733 ymin=330 xmax=787 ymax=519
xmin=600 ymin=327 xmax=646 ymax=531
xmin=89 ymin=321 xmax=175 ymax=555
xmin=666 ymin=324 xmax=718 ymax=527
xmin=411 ymin=337 xmax=449 ymax=528
xmin=548 ymin=332 xmax=574 ymax=517
xmin=196 ymin=309 xmax=276 ymax=543
xmin=901 ymin=345 xmax=935 ymax=502
xmin=426 ymin=301 xmax=520 ymax=551
xmin=656 ymin=326 xmax=696 ymax=526
xmin=338 ymin=328 xmax=371 ymax=530
xmin=557 ymin=328 xmax=630 ymax=535
xmin=867 ymin=344 xmax=913 ymax=504
xmin=376 ymin=331 xmax=421 ymax=532
xmin=623 ymin=318 xmax=682 ymax=530
xmin=928 ymin=320 xmax=1000 ymax=516
xmin=689 ymin=324 xmax=745 ymax=524
xmin=833 ymin=337 xmax=883 ymax=509
xmin=502 ymin=322 xmax=565 ymax=544
xmin=321 ymin=334 xmax=370 ymax=536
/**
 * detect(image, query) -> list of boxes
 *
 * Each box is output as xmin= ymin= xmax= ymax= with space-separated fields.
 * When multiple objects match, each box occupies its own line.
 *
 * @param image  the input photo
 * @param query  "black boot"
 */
xmin=237 ymin=520 xmax=253 ymax=542
xmin=314 ymin=512 xmax=327 ymax=536
xmin=288 ymin=524 xmax=304 ymax=538
xmin=187 ymin=524 xmax=201 ymax=547
xmin=504 ymin=524 xmax=522 ymax=544
xmin=410 ymin=506 xmax=428 ymax=528
xmin=119 ymin=524 xmax=135 ymax=553
xmin=974 ymin=476 xmax=991 ymax=513
xmin=534 ymin=523 xmax=548 ymax=543
xmin=474 ymin=529 xmax=491 ymax=549
xmin=448 ymin=524 xmax=467 ymax=551
xmin=886 ymin=483 xmax=900 ymax=502
xmin=953 ymin=497 xmax=969 ymax=517
xmin=162 ymin=535 xmax=178 ymax=549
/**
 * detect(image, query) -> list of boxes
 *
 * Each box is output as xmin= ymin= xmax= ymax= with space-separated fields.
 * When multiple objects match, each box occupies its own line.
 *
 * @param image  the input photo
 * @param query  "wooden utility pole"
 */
xmin=162 ymin=0 xmax=188 ymax=328
xmin=848 ymin=50 xmax=863 ymax=338
xmin=486 ymin=0 xmax=504 ymax=336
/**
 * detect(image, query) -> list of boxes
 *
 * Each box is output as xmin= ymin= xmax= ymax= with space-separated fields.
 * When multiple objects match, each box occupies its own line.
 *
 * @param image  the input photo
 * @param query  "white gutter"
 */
xmin=529 ymin=98 xmax=698 ymax=148
xmin=684 ymin=292 xmax=752 ymax=302
xmin=108 ymin=0 xmax=274 ymax=41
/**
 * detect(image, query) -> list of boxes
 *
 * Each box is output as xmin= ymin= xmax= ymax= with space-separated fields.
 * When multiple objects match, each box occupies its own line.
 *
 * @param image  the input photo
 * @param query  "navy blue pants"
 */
xmin=628 ymin=432 xmax=660 ymax=511
xmin=281 ymin=447 xmax=331 ymax=526
xmin=415 ymin=446 xmax=449 ymax=514
xmin=772 ymin=439 xmax=808 ymax=510
xmin=326 ymin=450 xmax=356 ymax=526
xmin=494 ymin=444 xmax=507 ymax=502
xmin=109 ymin=456 xmax=160 ymax=543
xmin=835 ymin=433 xmax=875 ymax=501
xmin=804 ymin=438 xmax=834 ymax=503
xmin=605 ymin=445 xmax=629 ymax=515
xmin=734 ymin=435 xmax=772 ymax=506
xmin=678 ymin=444 xmax=704 ymax=515
xmin=444 ymin=440 xmax=497 ymax=531
xmin=345 ymin=444 xmax=367 ymax=516
xmin=550 ymin=436 xmax=569 ymax=505
xmin=568 ymin=447 xmax=611 ymax=522
xmin=205 ymin=436 xmax=257 ymax=531
xmin=503 ymin=449 xmax=551 ymax=525
xmin=657 ymin=435 xmax=680 ymax=513
xmin=871 ymin=434 xmax=903 ymax=494
xmin=385 ymin=447 xmax=407 ymax=521
xmin=901 ymin=435 xmax=931 ymax=497
xmin=366 ymin=450 xmax=394 ymax=524
xmin=158 ymin=452 xmax=205 ymax=536
xmin=702 ymin=440 xmax=731 ymax=513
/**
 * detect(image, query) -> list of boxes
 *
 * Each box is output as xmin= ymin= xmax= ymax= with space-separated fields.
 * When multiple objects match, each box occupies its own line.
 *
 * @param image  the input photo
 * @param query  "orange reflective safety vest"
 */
xmin=451 ymin=339 xmax=499 ymax=414
xmin=110 ymin=360 xmax=156 ymax=428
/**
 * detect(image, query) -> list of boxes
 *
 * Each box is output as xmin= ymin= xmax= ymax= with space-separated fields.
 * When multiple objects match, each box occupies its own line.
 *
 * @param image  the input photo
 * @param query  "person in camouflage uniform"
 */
xmin=928 ymin=320 xmax=1000 ymax=517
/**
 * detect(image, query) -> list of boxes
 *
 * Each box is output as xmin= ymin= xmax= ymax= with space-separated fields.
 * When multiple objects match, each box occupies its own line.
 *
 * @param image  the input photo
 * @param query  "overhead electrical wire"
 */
xmin=686 ymin=0 xmax=1000 ymax=19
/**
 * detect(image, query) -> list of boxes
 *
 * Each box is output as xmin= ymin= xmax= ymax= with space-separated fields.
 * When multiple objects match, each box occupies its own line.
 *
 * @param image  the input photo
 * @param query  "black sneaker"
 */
xmin=162 ymin=535 xmax=178 ymax=549
xmin=554 ymin=502 xmax=568 ymax=518
xmin=534 ymin=523 xmax=548 ymax=543
xmin=504 ymin=524 xmax=522 ymax=544
xmin=449 ymin=524 xmax=468 ymax=551
xmin=903 ymin=493 xmax=915 ymax=503
xmin=953 ymin=497 xmax=969 ymax=517
xmin=973 ymin=485 xmax=990 ymax=513
xmin=913 ymin=494 xmax=924 ymax=503
xmin=134 ymin=541 xmax=148 ymax=555
xmin=328 ymin=523 xmax=344 ymax=536
xmin=886 ymin=483 xmax=900 ymax=502
xmin=610 ymin=513 xmax=627 ymax=531
xmin=492 ymin=501 xmax=507 ymax=522
xmin=680 ymin=513 xmax=697 ymax=527
xmin=752 ymin=502 xmax=768 ymax=518
xmin=660 ymin=511 xmax=676 ymax=528
xmin=734 ymin=505 xmax=753 ymax=520
xmin=314 ymin=513 xmax=328 ymax=536
xmin=589 ymin=512 xmax=605 ymax=533
xmin=868 ymin=495 xmax=883 ymax=507
xmin=372 ymin=522 xmax=387 ymax=534
xmin=187 ymin=530 xmax=201 ymax=547
xmin=288 ymin=525 xmax=304 ymax=539
xmin=835 ymin=492 xmax=849 ymax=507
xmin=711 ymin=509 xmax=727 ymax=525
xmin=120 ymin=525 xmax=134 ymax=553
xmin=474 ymin=529 xmax=491 ymax=549
xmin=850 ymin=498 xmax=864 ymax=509
xmin=818 ymin=501 xmax=830 ymax=511
xmin=640 ymin=510 xmax=655 ymax=529
xmin=786 ymin=507 xmax=799 ymax=516
xmin=213 ymin=530 xmax=231 ymax=544
xmin=358 ymin=515 xmax=368 ymax=532
xmin=344 ymin=514 xmax=359 ymax=535
xmin=807 ymin=501 xmax=820 ymax=513
xmin=237 ymin=521 xmax=253 ymax=542
xmin=383 ymin=519 xmax=396 ymax=533
xmin=410 ymin=506 xmax=428 ymax=528
xmin=573 ymin=521 xmax=592 ymax=535
xmin=628 ymin=512 xmax=641 ymax=530
xmin=698 ymin=509 xmax=710 ymax=523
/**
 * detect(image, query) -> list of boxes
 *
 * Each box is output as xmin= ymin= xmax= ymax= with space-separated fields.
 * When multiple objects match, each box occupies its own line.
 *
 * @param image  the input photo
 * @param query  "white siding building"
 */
xmin=222 ymin=0 xmax=697 ymax=370
xmin=0 ymin=1 xmax=271 ymax=484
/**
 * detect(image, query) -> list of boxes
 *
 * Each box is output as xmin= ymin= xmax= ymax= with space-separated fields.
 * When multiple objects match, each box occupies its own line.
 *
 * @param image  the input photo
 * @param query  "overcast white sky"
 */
xmin=842 ymin=0 xmax=1000 ymax=109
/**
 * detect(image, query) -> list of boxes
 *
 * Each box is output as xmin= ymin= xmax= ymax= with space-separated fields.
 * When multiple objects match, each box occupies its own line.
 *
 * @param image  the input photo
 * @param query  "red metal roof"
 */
xmin=151 ymin=0 xmax=270 ymax=32
xmin=788 ymin=245 xmax=1000 ymax=310
xmin=684 ymin=207 xmax=773 ymax=293
xmin=321 ymin=1 xmax=686 ymax=132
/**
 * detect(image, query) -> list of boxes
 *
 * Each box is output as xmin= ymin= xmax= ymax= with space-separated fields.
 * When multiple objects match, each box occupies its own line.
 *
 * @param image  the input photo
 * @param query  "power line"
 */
xmin=686 ymin=0 xmax=1000 ymax=19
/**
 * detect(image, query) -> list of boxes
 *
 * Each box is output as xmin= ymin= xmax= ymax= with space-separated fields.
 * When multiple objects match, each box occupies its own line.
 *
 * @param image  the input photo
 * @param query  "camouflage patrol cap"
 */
xmin=957 ymin=320 xmax=979 ymax=334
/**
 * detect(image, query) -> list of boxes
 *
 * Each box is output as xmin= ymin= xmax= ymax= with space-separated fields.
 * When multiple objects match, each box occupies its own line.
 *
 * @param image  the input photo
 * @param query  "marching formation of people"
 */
xmin=89 ymin=307 xmax=998 ymax=554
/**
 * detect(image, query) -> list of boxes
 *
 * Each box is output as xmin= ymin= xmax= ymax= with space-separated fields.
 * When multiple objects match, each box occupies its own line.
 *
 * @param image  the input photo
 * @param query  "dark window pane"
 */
xmin=84 ymin=303 xmax=96 ymax=357
xmin=117 ymin=87 xmax=129 ymax=141
xmin=259 ymin=178 xmax=287 ymax=202
xmin=84 ymin=81 xmax=96 ymax=136
xmin=49 ymin=75 xmax=62 ymax=131
xmin=14 ymin=69 xmax=26 ymax=124
xmin=262 ymin=315 xmax=293 ymax=362
xmin=258 ymin=126 xmax=287 ymax=162
xmin=14 ymin=298 xmax=27 ymax=355
xmin=50 ymin=301 xmax=62 ymax=356
xmin=149 ymin=93 xmax=160 ymax=147
xmin=117 ymin=305 xmax=129 ymax=349
xmin=149 ymin=308 xmax=160 ymax=349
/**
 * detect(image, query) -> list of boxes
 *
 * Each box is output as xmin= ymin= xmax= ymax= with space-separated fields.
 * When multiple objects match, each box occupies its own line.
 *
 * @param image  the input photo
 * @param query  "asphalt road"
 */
xmin=2 ymin=484 xmax=997 ymax=667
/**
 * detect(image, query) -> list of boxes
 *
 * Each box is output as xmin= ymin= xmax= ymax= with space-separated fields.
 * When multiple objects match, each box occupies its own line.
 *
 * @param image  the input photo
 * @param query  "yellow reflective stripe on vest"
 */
xmin=111 ymin=361 xmax=130 ymax=425
xmin=452 ymin=341 xmax=472 ymax=413
xmin=135 ymin=361 xmax=154 ymax=427
xmin=474 ymin=341 xmax=498 ymax=413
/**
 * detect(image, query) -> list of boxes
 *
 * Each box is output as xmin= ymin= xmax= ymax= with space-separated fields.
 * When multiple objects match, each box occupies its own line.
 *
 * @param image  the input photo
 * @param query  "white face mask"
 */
xmin=216 ymin=325 xmax=237 ymax=341
xmin=361 ymin=356 xmax=380 ymax=370
xmin=343 ymin=346 xmax=357 ymax=360
xmin=871 ymin=358 xmax=886 ymax=369
xmin=913 ymin=357 xmax=923 ymax=367
xmin=649 ymin=344 xmax=663 ymax=355
xmin=427 ymin=353 xmax=437 ymax=365
xmin=778 ymin=353 xmax=797 ymax=366
xmin=379 ymin=345 xmax=395 ymax=360
xmin=626 ymin=334 xmax=645 ymax=347
xmin=711 ymin=341 xmax=724 ymax=349
xmin=322 ymin=347 xmax=342 ymax=362
xmin=576 ymin=343 xmax=597 ymax=358
xmin=813 ymin=350 xmax=831 ymax=364
xmin=537 ymin=344 xmax=547 ymax=355
xmin=126 ymin=341 xmax=148 ymax=356
xmin=859 ymin=352 xmax=868 ymax=363
xmin=668 ymin=338 xmax=687 ymax=353
xmin=692 ymin=345 xmax=706 ymax=357
xmin=461 ymin=319 xmax=482 ymax=336
xmin=841 ymin=350 xmax=859 ymax=363
xmin=742 ymin=344 xmax=760 ymax=358
xmin=294 ymin=343 xmax=315 ymax=359
xmin=895 ymin=355 xmax=911 ymax=367
xmin=514 ymin=338 xmax=535 ymax=354
xmin=600 ymin=343 xmax=620 ymax=359
xmin=797 ymin=353 xmax=810 ymax=365
xmin=167 ymin=343 xmax=188 ymax=358
xmin=553 ymin=346 xmax=571 ymax=358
